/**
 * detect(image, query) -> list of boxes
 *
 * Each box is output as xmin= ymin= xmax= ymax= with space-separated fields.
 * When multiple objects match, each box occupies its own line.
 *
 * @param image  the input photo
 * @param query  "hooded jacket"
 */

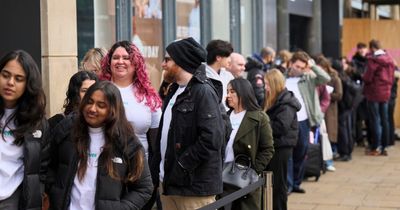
xmin=266 ymin=89 xmax=301 ymax=148
xmin=245 ymin=57 xmax=265 ymax=106
xmin=363 ymin=51 xmax=395 ymax=102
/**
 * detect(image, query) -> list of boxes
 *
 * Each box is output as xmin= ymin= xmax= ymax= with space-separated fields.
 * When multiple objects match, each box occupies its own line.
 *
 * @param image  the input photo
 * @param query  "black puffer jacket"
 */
xmin=266 ymin=89 xmax=301 ymax=148
xmin=19 ymin=120 xmax=50 ymax=210
xmin=151 ymin=65 xmax=224 ymax=196
xmin=246 ymin=57 xmax=265 ymax=106
xmin=47 ymin=116 xmax=153 ymax=210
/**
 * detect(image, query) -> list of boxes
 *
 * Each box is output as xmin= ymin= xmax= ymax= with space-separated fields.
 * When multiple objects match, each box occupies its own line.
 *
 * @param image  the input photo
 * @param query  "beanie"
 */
xmin=166 ymin=37 xmax=206 ymax=74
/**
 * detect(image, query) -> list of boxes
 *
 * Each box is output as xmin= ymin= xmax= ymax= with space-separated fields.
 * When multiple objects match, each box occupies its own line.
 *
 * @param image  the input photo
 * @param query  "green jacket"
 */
xmin=298 ymin=65 xmax=331 ymax=127
xmin=232 ymin=110 xmax=274 ymax=173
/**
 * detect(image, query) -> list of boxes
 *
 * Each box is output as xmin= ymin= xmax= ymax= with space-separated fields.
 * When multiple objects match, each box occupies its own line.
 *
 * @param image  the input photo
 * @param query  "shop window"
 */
xmin=94 ymin=0 xmax=116 ymax=49
xmin=176 ymin=0 xmax=201 ymax=43
xmin=240 ymin=0 xmax=253 ymax=57
xmin=132 ymin=0 xmax=163 ymax=90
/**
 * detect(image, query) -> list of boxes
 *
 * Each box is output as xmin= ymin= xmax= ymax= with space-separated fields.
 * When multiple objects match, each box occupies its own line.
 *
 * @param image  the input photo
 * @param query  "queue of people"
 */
xmin=0 ymin=37 xmax=398 ymax=210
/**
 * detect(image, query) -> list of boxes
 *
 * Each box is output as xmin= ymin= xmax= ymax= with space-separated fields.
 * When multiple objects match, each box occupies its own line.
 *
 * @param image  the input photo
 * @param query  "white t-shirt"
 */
xmin=205 ymin=65 xmax=234 ymax=111
xmin=225 ymin=110 xmax=246 ymax=163
xmin=70 ymin=127 xmax=105 ymax=210
xmin=286 ymin=77 xmax=308 ymax=121
xmin=117 ymin=84 xmax=161 ymax=158
xmin=159 ymin=86 xmax=186 ymax=182
xmin=0 ymin=108 xmax=23 ymax=200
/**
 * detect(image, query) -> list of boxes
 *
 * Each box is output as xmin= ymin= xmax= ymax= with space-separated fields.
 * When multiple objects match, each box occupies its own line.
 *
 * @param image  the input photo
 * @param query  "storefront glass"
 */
xmin=94 ymin=0 xmax=116 ymax=49
xmin=132 ymin=0 xmax=163 ymax=90
xmin=176 ymin=0 xmax=201 ymax=43
xmin=240 ymin=0 xmax=253 ymax=57
xmin=211 ymin=0 xmax=230 ymax=41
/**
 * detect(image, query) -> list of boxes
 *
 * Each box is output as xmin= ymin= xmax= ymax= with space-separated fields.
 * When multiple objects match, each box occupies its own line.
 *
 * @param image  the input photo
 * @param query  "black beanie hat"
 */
xmin=166 ymin=37 xmax=206 ymax=74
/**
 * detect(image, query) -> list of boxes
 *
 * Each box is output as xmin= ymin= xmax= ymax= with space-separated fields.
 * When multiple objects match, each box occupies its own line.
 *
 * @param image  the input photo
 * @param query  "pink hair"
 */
xmin=101 ymin=41 xmax=162 ymax=112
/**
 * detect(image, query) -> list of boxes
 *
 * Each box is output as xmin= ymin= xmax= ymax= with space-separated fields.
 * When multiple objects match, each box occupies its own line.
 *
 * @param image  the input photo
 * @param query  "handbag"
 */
xmin=222 ymin=154 xmax=259 ymax=189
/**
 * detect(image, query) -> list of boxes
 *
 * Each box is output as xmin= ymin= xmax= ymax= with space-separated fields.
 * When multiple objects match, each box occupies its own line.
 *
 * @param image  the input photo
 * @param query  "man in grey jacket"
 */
xmin=285 ymin=51 xmax=331 ymax=194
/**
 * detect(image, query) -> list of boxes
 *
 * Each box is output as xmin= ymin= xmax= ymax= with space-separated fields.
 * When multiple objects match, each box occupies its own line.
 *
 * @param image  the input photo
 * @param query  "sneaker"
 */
xmin=367 ymin=150 xmax=380 ymax=156
xmin=326 ymin=165 xmax=336 ymax=172
xmin=338 ymin=155 xmax=351 ymax=161
xmin=292 ymin=187 xmax=306 ymax=193
xmin=381 ymin=150 xmax=388 ymax=156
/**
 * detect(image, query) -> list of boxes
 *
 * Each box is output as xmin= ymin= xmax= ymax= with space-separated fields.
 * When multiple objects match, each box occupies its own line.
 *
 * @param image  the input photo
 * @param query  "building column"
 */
xmin=343 ymin=0 xmax=352 ymax=18
xmin=41 ymin=0 xmax=78 ymax=116
xmin=277 ymin=0 xmax=289 ymax=51
xmin=370 ymin=4 xmax=377 ymax=20
xmin=392 ymin=5 xmax=400 ymax=20
xmin=307 ymin=0 xmax=322 ymax=56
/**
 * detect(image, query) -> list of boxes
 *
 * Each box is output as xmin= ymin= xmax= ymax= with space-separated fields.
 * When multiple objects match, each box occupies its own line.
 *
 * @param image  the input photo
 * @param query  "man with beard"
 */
xmin=151 ymin=37 xmax=224 ymax=210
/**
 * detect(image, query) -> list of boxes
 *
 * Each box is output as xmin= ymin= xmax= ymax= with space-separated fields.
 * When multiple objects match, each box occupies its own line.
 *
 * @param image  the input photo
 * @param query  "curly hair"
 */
xmin=101 ymin=41 xmax=161 ymax=112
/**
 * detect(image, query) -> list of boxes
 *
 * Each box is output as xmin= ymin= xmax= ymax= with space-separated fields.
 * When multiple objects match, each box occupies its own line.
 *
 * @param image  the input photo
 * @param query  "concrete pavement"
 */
xmin=288 ymin=143 xmax=400 ymax=210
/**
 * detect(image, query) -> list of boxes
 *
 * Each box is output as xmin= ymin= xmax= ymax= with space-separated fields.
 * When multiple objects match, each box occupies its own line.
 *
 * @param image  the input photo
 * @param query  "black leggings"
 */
xmin=0 ymin=186 xmax=21 ymax=210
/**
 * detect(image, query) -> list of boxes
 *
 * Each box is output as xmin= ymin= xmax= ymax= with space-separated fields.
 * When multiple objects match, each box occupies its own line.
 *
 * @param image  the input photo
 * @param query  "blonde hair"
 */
xmin=80 ymin=47 xmax=107 ymax=72
xmin=279 ymin=50 xmax=292 ymax=64
xmin=263 ymin=69 xmax=286 ymax=111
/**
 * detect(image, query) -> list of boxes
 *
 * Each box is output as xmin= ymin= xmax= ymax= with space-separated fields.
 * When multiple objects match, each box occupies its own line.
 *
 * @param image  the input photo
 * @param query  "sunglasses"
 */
xmin=164 ymin=57 xmax=172 ymax=62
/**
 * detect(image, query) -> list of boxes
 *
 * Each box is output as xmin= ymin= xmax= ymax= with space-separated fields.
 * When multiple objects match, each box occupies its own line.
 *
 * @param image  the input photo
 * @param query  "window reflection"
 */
xmin=132 ymin=0 xmax=163 ymax=90
xmin=176 ymin=0 xmax=201 ymax=43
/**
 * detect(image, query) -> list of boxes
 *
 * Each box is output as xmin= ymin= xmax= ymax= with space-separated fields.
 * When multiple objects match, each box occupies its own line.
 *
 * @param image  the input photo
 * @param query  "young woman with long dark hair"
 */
xmin=48 ymin=70 xmax=98 ymax=128
xmin=223 ymin=78 xmax=274 ymax=210
xmin=0 ymin=50 xmax=48 ymax=209
xmin=47 ymin=81 xmax=152 ymax=210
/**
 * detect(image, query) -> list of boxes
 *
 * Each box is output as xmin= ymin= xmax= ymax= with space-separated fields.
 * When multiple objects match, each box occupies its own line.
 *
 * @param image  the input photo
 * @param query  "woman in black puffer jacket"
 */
xmin=0 ymin=50 xmax=49 ymax=210
xmin=264 ymin=69 xmax=301 ymax=210
xmin=47 ymin=81 xmax=153 ymax=210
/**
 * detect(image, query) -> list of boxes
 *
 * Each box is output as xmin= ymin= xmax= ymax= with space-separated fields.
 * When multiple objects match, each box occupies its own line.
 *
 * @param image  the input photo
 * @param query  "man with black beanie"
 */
xmin=150 ymin=37 xmax=225 ymax=210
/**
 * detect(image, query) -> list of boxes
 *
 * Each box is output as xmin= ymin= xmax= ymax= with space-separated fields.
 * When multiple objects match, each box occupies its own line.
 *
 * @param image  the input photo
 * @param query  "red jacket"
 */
xmin=363 ymin=51 xmax=395 ymax=102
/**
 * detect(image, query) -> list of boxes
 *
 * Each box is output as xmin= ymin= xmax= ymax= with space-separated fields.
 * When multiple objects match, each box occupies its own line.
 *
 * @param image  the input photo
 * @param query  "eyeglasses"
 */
xmin=163 ymin=57 xmax=172 ymax=62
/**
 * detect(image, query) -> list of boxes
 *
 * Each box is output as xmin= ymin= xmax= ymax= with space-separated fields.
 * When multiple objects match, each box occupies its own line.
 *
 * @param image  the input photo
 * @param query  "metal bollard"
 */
xmin=262 ymin=171 xmax=273 ymax=210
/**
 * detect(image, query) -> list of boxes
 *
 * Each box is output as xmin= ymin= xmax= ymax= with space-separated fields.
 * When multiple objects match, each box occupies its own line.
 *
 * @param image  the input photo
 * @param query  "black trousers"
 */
xmin=338 ymin=110 xmax=354 ymax=156
xmin=266 ymin=147 xmax=292 ymax=210
xmin=388 ymin=98 xmax=396 ymax=146
xmin=0 ymin=186 xmax=21 ymax=210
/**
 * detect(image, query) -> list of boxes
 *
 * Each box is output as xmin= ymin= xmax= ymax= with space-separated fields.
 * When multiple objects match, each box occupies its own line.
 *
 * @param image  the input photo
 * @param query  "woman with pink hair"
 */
xmin=101 ymin=41 xmax=162 ymax=161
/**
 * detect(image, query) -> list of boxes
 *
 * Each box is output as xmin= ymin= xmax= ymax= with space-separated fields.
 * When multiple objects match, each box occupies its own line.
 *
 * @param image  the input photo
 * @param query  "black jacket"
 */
xmin=246 ymin=57 xmax=265 ymax=106
xmin=47 ymin=116 xmax=153 ymax=210
xmin=266 ymin=89 xmax=301 ymax=148
xmin=18 ymin=119 xmax=50 ymax=210
xmin=151 ymin=65 xmax=224 ymax=196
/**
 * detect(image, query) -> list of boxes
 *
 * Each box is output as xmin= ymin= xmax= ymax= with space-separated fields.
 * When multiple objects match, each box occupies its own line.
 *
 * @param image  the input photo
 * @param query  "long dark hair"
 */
xmin=0 ymin=50 xmax=46 ymax=145
xmin=226 ymin=78 xmax=260 ymax=111
xmin=63 ymin=71 xmax=98 ymax=115
xmin=74 ymin=81 xmax=144 ymax=182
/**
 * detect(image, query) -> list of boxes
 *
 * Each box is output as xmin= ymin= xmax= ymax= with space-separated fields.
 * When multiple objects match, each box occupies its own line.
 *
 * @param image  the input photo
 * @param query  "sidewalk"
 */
xmin=288 ymin=143 xmax=400 ymax=210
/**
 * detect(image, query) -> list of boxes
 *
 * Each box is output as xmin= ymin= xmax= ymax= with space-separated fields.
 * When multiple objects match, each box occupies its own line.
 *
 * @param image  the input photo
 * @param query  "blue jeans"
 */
xmin=287 ymin=120 xmax=310 ymax=191
xmin=287 ymin=155 xmax=293 ymax=193
xmin=367 ymin=101 xmax=389 ymax=151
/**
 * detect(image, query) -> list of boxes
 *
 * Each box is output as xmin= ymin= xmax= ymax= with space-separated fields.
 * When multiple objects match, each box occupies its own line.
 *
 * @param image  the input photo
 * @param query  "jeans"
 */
xmin=288 ymin=120 xmax=310 ymax=192
xmin=367 ymin=101 xmax=389 ymax=151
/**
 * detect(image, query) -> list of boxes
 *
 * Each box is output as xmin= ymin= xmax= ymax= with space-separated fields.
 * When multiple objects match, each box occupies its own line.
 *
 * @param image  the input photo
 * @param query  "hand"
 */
xmin=308 ymin=59 xmax=316 ymax=67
